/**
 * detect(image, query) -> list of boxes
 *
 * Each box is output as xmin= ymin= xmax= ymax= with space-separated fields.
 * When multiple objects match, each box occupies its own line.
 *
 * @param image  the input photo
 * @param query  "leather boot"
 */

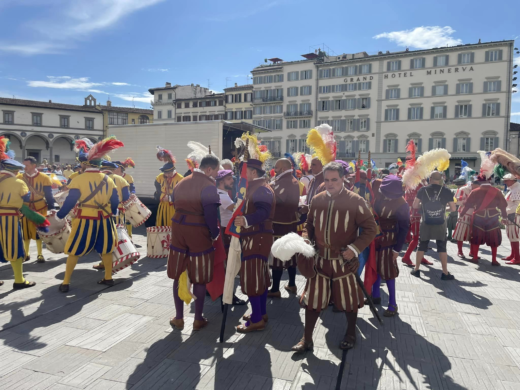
xmin=291 ymin=337 xmax=314 ymax=352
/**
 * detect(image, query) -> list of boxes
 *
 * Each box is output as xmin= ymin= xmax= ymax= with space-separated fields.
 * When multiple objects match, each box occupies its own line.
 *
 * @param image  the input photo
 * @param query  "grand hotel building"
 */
xmin=251 ymin=40 xmax=515 ymax=174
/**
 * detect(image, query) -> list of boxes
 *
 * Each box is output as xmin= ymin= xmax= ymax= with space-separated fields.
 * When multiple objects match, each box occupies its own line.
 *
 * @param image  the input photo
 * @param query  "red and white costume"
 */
xmin=505 ymin=182 xmax=520 ymax=242
xmin=452 ymin=183 xmax=473 ymax=242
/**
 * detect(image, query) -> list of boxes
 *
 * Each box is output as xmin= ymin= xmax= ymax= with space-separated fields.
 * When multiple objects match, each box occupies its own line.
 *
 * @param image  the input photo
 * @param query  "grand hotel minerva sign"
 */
xmin=342 ymin=66 xmax=475 ymax=83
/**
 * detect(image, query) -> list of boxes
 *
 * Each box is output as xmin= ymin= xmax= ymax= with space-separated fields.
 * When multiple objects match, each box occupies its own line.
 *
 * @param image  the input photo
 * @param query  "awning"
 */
xmin=449 ymin=156 xmax=477 ymax=160
xmin=223 ymin=121 xmax=272 ymax=134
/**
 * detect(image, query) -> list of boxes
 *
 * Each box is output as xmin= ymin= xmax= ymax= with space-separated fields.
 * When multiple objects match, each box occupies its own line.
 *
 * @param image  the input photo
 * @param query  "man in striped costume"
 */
xmin=292 ymin=162 xmax=377 ymax=352
xmin=453 ymin=179 xmax=475 ymax=258
xmin=503 ymin=174 xmax=520 ymax=264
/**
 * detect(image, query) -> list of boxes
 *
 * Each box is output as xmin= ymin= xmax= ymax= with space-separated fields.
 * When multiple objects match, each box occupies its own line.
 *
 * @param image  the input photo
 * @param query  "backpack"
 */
xmin=421 ymin=187 xmax=445 ymax=225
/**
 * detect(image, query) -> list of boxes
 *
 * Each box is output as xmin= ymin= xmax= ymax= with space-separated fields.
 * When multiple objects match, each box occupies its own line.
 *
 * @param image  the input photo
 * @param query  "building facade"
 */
xmin=251 ymin=40 xmax=515 ymax=175
xmin=173 ymin=94 xmax=225 ymax=123
xmin=0 ymin=97 xmax=104 ymax=164
xmin=223 ymin=84 xmax=253 ymax=123
xmin=94 ymin=97 xmax=153 ymax=136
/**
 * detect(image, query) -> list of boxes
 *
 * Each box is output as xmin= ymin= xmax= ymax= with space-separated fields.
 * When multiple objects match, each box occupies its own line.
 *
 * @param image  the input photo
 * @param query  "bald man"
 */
xmin=269 ymin=159 xmax=301 ymax=297
xmin=411 ymin=172 xmax=456 ymax=280
xmin=306 ymin=158 xmax=324 ymax=205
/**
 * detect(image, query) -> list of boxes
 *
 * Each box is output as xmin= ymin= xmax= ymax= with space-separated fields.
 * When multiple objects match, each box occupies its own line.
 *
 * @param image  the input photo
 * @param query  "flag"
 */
xmin=206 ymin=231 xmax=226 ymax=300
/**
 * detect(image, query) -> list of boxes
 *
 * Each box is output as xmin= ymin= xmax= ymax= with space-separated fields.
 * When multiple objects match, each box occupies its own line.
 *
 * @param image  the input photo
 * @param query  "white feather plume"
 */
xmin=186 ymin=141 xmax=218 ymax=164
xmin=234 ymin=138 xmax=245 ymax=149
xmin=477 ymin=150 xmax=495 ymax=179
xmin=402 ymin=149 xmax=451 ymax=190
xmin=271 ymin=232 xmax=315 ymax=262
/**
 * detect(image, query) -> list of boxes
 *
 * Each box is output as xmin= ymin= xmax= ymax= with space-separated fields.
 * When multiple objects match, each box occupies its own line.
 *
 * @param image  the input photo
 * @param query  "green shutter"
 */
xmin=429 ymin=138 xmax=433 ymax=150
xmin=383 ymin=139 xmax=388 ymax=152
xmin=496 ymin=103 xmax=501 ymax=116
xmin=455 ymin=105 xmax=459 ymax=118
xmin=453 ymin=138 xmax=458 ymax=152
xmin=485 ymin=51 xmax=490 ymax=62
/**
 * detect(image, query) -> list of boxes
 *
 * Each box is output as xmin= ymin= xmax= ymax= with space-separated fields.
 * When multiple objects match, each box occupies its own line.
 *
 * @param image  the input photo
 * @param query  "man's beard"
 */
xmin=224 ymin=185 xmax=233 ymax=191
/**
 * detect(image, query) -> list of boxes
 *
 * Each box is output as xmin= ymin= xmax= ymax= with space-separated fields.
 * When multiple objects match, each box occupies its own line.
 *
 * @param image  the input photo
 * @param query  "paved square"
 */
xmin=1 ymin=226 xmax=519 ymax=389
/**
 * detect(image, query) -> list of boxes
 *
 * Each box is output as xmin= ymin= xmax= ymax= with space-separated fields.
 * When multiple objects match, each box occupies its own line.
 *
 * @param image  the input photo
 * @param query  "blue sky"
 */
xmin=0 ymin=0 xmax=519 ymax=117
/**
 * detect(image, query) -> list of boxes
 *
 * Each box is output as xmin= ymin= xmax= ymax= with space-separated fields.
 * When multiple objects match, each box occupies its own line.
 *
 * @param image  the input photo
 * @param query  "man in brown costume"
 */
xmin=292 ymin=162 xmax=377 ymax=352
xmin=168 ymin=155 xmax=221 ymax=331
xmin=305 ymin=157 xmax=324 ymax=204
xmin=234 ymin=158 xmax=276 ymax=333
xmin=269 ymin=158 xmax=301 ymax=298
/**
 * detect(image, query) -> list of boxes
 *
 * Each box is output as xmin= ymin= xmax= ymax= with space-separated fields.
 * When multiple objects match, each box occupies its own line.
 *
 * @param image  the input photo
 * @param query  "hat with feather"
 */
xmin=476 ymin=150 xmax=495 ymax=182
xmin=402 ymin=140 xmax=451 ymax=190
xmin=0 ymin=136 xmax=23 ymax=170
xmin=113 ymin=158 xmax=135 ymax=171
xmin=306 ymin=124 xmax=336 ymax=166
xmin=156 ymin=146 xmax=176 ymax=172
xmin=82 ymin=136 xmax=124 ymax=167
xmin=490 ymin=148 xmax=520 ymax=179
xmin=234 ymin=133 xmax=271 ymax=175
xmin=185 ymin=141 xmax=219 ymax=173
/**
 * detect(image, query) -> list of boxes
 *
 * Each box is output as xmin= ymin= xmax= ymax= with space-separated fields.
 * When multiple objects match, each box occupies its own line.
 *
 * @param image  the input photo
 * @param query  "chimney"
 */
xmin=49 ymin=100 xmax=52 ymax=103
xmin=235 ymin=83 xmax=237 ymax=87
xmin=107 ymin=100 xmax=112 ymax=107
xmin=165 ymin=82 xmax=171 ymax=87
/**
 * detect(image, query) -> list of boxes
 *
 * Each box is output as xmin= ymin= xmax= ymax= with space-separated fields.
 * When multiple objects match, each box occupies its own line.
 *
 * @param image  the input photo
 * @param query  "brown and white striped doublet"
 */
xmin=301 ymin=188 xmax=377 ymax=313
xmin=505 ymin=183 xmax=520 ymax=242
xmin=453 ymin=184 xmax=472 ymax=242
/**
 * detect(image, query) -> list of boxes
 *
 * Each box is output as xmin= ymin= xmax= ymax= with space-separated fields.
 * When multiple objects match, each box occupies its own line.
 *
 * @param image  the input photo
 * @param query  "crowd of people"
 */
xmin=1 ymin=124 xmax=519 ymax=354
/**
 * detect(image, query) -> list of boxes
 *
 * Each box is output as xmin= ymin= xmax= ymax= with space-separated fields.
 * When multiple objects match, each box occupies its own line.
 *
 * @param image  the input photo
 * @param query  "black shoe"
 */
xmin=441 ymin=272 xmax=454 ymax=281
xmin=13 ymin=280 xmax=36 ymax=290
xmin=410 ymin=269 xmax=421 ymax=278
xmin=36 ymin=255 xmax=45 ymax=263
xmin=59 ymin=284 xmax=69 ymax=293
xmin=97 ymin=279 xmax=115 ymax=287
xmin=232 ymin=295 xmax=247 ymax=306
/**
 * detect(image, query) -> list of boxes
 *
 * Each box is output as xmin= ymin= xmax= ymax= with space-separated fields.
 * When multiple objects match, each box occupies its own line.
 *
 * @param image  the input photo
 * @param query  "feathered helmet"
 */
xmin=113 ymin=158 xmax=135 ymax=171
xmin=156 ymin=146 xmax=176 ymax=172
xmin=306 ymin=124 xmax=336 ymax=165
xmin=185 ymin=142 xmax=218 ymax=173
xmin=299 ymin=153 xmax=312 ymax=173
xmin=81 ymin=136 xmax=124 ymax=167
xmin=0 ymin=136 xmax=23 ymax=171
xmin=74 ymin=138 xmax=94 ymax=164
xmin=490 ymin=148 xmax=520 ymax=180
xmin=402 ymin=140 xmax=451 ymax=190
xmin=476 ymin=150 xmax=495 ymax=182
xmin=235 ymin=133 xmax=271 ymax=175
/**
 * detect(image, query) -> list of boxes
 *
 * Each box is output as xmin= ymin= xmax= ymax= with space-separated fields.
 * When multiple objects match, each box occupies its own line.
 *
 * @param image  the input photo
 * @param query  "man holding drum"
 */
xmin=18 ymin=156 xmax=56 ymax=263
xmin=54 ymin=137 xmax=123 ymax=293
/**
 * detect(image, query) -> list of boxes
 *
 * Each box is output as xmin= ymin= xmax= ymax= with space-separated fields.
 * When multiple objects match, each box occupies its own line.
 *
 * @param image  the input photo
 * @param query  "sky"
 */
xmin=0 ymin=0 xmax=519 ymax=118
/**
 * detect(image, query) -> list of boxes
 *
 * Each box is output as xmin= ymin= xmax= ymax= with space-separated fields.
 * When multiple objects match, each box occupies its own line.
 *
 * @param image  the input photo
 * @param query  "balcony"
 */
xmin=271 ymin=151 xmax=281 ymax=158
xmin=284 ymin=110 xmax=313 ymax=118
xmin=253 ymin=96 xmax=283 ymax=104
xmin=336 ymin=152 xmax=356 ymax=158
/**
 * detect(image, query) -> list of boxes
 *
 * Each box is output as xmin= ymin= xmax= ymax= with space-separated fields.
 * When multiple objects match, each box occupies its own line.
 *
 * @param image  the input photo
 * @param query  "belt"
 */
xmin=0 ymin=206 xmax=19 ymax=216
xmin=176 ymin=209 xmax=203 ymax=216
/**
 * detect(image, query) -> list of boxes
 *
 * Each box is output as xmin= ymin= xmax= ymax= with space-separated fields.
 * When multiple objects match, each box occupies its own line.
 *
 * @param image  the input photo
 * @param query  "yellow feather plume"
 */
xmin=306 ymin=129 xmax=334 ymax=165
xmin=241 ymin=133 xmax=271 ymax=162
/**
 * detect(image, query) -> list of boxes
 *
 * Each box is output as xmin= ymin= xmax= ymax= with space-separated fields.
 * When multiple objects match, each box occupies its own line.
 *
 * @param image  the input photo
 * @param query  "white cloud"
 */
xmin=143 ymin=68 xmax=169 ymax=72
xmin=512 ymin=112 xmax=520 ymax=116
xmin=514 ymin=57 xmax=520 ymax=66
xmin=114 ymin=93 xmax=153 ymax=104
xmin=112 ymin=82 xmax=130 ymax=86
xmin=373 ymin=26 xmax=462 ymax=49
xmin=28 ymin=76 xmax=102 ymax=90
xmin=0 ymin=0 xmax=165 ymax=55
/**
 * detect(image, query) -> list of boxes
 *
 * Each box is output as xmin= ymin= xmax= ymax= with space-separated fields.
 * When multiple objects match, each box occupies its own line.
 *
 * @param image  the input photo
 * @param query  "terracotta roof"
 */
xmin=98 ymin=105 xmax=153 ymax=114
xmin=0 ymin=97 xmax=101 ymax=113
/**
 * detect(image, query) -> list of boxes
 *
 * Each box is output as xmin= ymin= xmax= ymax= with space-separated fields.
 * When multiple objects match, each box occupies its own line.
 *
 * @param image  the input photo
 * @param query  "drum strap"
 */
xmin=79 ymin=176 xmax=110 ymax=214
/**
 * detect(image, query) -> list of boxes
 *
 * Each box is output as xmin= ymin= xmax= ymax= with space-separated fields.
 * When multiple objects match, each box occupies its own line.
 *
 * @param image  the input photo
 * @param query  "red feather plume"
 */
xmin=300 ymin=155 xmax=309 ymax=173
xmin=185 ymin=158 xmax=198 ymax=172
xmin=405 ymin=140 xmax=416 ymax=169
xmin=156 ymin=146 xmax=176 ymax=164
xmin=122 ymin=158 xmax=135 ymax=168
xmin=259 ymin=145 xmax=268 ymax=153
xmin=88 ymin=136 xmax=124 ymax=161
xmin=0 ymin=136 xmax=8 ymax=160
xmin=74 ymin=140 xmax=90 ymax=153
xmin=270 ymin=169 xmax=275 ymax=177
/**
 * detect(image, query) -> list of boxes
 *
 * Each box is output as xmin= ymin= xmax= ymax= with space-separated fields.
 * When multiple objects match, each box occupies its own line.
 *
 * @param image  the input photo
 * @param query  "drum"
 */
xmin=38 ymin=216 xmax=71 ymax=254
xmin=112 ymin=224 xmax=140 ymax=274
xmin=54 ymin=190 xmax=78 ymax=219
xmin=122 ymin=194 xmax=151 ymax=227
xmin=146 ymin=226 xmax=171 ymax=258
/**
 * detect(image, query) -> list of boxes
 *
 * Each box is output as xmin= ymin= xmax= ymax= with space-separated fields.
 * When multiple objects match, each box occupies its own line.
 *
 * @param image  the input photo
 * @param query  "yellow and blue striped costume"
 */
xmin=123 ymin=173 xmax=135 ymax=194
xmin=108 ymin=173 xmax=130 ymax=226
xmin=57 ymin=171 xmax=119 ymax=256
xmin=0 ymin=173 xmax=29 ymax=262
xmin=154 ymin=172 xmax=183 ymax=226
xmin=17 ymin=172 xmax=54 ymax=240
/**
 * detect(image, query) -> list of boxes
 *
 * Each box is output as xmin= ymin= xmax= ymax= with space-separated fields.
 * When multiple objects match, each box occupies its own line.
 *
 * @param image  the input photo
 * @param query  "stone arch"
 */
xmin=482 ymin=130 xmax=498 ymax=137
xmin=0 ymin=131 xmax=23 ymax=149
xmin=51 ymin=135 xmax=75 ymax=150
xmin=407 ymin=132 xmax=422 ymax=139
xmin=51 ymin=136 xmax=77 ymax=164
xmin=24 ymin=134 xmax=51 ymax=163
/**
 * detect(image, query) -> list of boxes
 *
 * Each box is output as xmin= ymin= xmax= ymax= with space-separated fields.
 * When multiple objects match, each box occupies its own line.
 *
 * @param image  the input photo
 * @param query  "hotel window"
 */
xmin=318 ymin=85 xmax=330 ymax=94
xmin=484 ymin=103 xmax=500 ymax=117
xmin=345 ymin=140 xmax=354 ymax=155
xmin=60 ymin=116 xmax=70 ymax=128
xmin=263 ymin=105 xmax=273 ymax=115
xmin=226 ymin=95 xmax=233 ymax=103
xmin=432 ymin=137 xmax=443 ymax=149
xmin=235 ymin=94 xmax=242 ymax=103
xmin=359 ymin=119 xmax=369 ymax=131
xmin=359 ymin=82 xmax=371 ymax=90
xmin=177 ymin=116 xmax=181 ymax=122
xmin=167 ymin=110 xmax=172 ymax=119
xmin=182 ymin=115 xmax=191 ymax=122
xmin=262 ymin=75 xmax=273 ymax=83
xmin=346 ymin=99 xmax=356 ymax=110
xmin=274 ymin=74 xmax=284 ymax=82
xmin=484 ymin=80 xmax=501 ymax=92
xmin=253 ymin=106 xmax=263 ymax=115
xmin=484 ymin=137 xmax=495 ymax=151
xmin=85 ymin=118 xmax=94 ymax=130
xmin=287 ymin=104 xmax=297 ymax=114
xmin=32 ymin=113 xmax=42 ymax=126
xmin=300 ymin=103 xmax=311 ymax=113
xmin=287 ymin=87 xmax=298 ymax=97
xmin=199 ymin=115 xmax=206 ymax=121
xmin=226 ymin=111 xmax=233 ymax=120
xmin=433 ymin=85 xmax=448 ymax=96
xmin=244 ymin=110 xmax=252 ymax=119
xmin=345 ymin=66 xmax=357 ymax=76
xmin=193 ymin=101 xmax=198 ymax=107
xmin=235 ymin=111 xmax=243 ymax=120
xmin=287 ymin=139 xmax=298 ymax=153
xmin=210 ymin=100 xmax=216 ymax=107
xmin=274 ymin=105 xmax=283 ymax=114
xmin=359 ymin=64 xmax=371 ymax=74
xmin=359 ymin=139 xmax=368 ymax=153
xmin=346 ymin=119 xmax=356 ymax=132
xmin=458 ymin=52 xmax=474 ymax=64
xmin=300 ymin=70 xmax=312 ymax=80
xmin=300 ymin=86 xmax=312 ymax=96
xmin=457 ymin=137 xmax=467 ymax=152
xmin=386 ymin=139 xmax=397 ymax=153
xmin=158 ymin=94 xmax=163 ymax=101
xmin=332 ymin=99 xmax=342 ymax=111
xmin=410 ymin=58 xmax=425 ymax=69
xmin=457 ymin=83 xmax=473 ymax=94
xmin=3 ymin=111 xmax=14 ymax=124
xmin=408 ymin=107 xmax=423 ymax=120
xmin=167 ymin=93 xmax=172 ymax=100
xmin=288 ymin=71 xmax=299 ymax=81
xmin=193 ymin=116 xmax=198 ymax=121
xmin=318 ymin=100 xmax=330 ymax=111
xmin=387 ymin=88 xmax=400 ymax=99
xmin=287 ymin=120 xmax=298 ymax=129
xmin=157 ymin=111 xmax=162 ymax=119
xmin=332 ymin=67 xmax=344 ymax=77
xmin=330 ymin=119 xmax=342 ymax=132
xmin=455 ymin=104 xmax=472 ymax=118
xmin=176 ymin=102 xmax=182 ymax=109
xmin=409 ymin=86 xmax=424 ymax=97
xmin=274 ymin=119 xmax=282 ymax=130
xmin=434 ymin=55 xmax=449 ymax=67
xmin=299 ymin=119 xmax=311 ymax=128
xmin=298 ymin=138 xmax=310 ymax=153
xmin=486 ymin=50 xmax=503 ymax=62
xmin=319 ymin=69 xmax=331 ymax=78
xmin=244 ymin=93 xmax=252 ymax=102
xmin=385 ymin=108 xmax=399 ymax=121
xmin=359 ymin=98 xmax=369 ymax=109
xmin=346 ymin=83 xmax=357 ymax=92
xmin=387 ymin=60 xmax=401 ymax=71
xmin=431 ymin=106 xmax=446 ymax=119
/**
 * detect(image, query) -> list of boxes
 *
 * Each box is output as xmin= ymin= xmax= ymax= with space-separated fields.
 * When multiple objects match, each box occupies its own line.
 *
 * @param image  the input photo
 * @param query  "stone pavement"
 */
xmin=1 ymin=226 xmax=520 ymax=389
